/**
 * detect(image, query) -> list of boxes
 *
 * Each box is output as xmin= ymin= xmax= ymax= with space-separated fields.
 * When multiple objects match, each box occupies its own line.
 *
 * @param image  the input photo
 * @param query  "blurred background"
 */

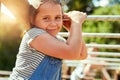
xmin=0 ymin=0 xmax=120 ymax=79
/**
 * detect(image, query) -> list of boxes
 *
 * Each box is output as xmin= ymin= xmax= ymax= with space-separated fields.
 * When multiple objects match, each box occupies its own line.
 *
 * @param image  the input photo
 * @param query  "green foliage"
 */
xmin=0 ymin=39 xmax=20 ymax=70
xmin=0 ymin=20 xmax=22 ymax=70
xmin=82 ymin=4 xmax=120 ymax=51
xmin=67 ymin=0 xmax=93 ymax=13
xmin=93 ymin=4 xmax=120 ymax=15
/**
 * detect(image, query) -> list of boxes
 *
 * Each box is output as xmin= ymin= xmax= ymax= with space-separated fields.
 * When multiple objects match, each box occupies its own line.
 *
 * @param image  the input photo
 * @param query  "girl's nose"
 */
xmin=50 ymin=20 xmax=57 ymax=26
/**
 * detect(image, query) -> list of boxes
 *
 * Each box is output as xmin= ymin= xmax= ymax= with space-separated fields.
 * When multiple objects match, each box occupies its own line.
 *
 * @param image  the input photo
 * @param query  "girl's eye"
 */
xmin=56 ymin=16 xmax=62 ymax=20
xmin=43 ymin=17 xmax=49 ymax=20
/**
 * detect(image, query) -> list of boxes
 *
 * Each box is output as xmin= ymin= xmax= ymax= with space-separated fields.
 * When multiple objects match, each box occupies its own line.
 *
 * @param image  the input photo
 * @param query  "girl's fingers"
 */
xmin=63 ymin=14 xmax=71 ymax=21
xmin=66 ymin=11 xmax=87 ymax=23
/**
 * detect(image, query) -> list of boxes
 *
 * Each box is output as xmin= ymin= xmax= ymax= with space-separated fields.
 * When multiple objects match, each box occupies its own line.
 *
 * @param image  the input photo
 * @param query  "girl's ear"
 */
xmin=30 ymin=12 xmax=36 ymax=25
xmin=29 ymin=5 xmax=37 ymax=25
xmin=30 ymin=15 xmax=34 ymax=24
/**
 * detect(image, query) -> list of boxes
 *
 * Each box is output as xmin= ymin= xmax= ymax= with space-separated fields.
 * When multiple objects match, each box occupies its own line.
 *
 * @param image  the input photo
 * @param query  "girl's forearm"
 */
xmin=76 ymin=40 xmax=88 ymax=60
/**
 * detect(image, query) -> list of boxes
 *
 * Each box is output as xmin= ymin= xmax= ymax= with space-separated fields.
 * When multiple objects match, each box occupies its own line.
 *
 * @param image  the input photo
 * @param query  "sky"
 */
xmin=92 ymin=0 xmax=109 ymax=7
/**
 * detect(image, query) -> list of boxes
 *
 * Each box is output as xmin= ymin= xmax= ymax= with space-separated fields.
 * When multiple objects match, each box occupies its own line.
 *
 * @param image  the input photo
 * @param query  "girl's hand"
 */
xmin=67 ymin=11 xmax=87 ymax=25
xmin=63 ymin=11 xmax=87 ymax=31
xmin=63 ymin=13 xmax=71 ymax=31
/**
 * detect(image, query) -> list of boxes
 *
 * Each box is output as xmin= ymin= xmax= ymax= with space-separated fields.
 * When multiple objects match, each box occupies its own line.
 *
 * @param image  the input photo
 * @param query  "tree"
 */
xmin=66 ymin=0 xmax=94 ymax=14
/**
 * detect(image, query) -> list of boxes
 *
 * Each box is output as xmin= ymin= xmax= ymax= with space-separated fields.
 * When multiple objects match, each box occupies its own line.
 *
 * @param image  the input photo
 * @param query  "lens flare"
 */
xmin=1 ymin=3 xmax=16 ymax=19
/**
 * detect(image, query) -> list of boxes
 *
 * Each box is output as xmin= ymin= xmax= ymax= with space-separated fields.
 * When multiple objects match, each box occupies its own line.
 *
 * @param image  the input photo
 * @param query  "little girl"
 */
xmin=9 ymin=0 xmax=87 ymax=80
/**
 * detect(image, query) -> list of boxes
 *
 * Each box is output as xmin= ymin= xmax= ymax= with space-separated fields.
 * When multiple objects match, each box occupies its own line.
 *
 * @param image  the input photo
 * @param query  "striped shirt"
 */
xmin=9 ymin=28 xmax=65 ymax=80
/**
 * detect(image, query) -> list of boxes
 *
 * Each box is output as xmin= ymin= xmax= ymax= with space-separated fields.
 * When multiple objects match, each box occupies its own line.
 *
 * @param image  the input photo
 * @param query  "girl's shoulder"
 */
xmin=23 ymin=27 xmax=46 ymax=39
xmin=27 ymin=27 xmax=46 ymax=36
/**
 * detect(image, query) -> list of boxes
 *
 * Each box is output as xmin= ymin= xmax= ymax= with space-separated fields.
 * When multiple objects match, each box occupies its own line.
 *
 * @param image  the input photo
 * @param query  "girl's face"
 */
xmin=33 ymin=1 xmax=63 ymax=36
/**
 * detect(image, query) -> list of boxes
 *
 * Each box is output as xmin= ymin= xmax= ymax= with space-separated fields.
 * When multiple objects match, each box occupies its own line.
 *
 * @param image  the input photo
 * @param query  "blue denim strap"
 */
xmin=29 ymin=56 xmax=62 ymax=80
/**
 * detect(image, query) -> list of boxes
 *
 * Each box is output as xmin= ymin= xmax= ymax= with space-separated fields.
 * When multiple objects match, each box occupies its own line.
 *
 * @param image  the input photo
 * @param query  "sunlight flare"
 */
xmin=1 ymin=3 xmax=16 ymax=19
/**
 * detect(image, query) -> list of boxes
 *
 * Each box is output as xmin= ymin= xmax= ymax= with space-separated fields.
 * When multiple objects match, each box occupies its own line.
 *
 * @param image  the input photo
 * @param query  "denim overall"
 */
xmin=28 ymin=56 xmax=62 ymax=80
